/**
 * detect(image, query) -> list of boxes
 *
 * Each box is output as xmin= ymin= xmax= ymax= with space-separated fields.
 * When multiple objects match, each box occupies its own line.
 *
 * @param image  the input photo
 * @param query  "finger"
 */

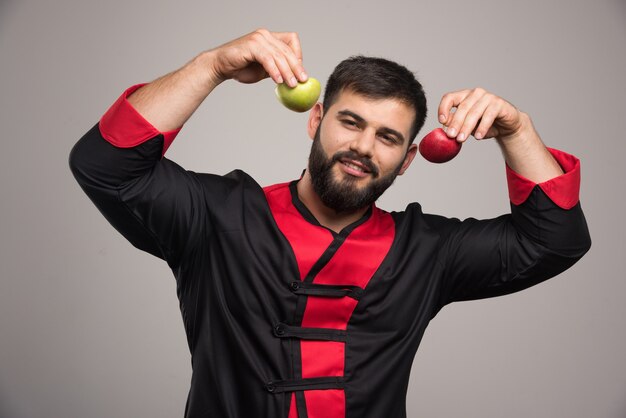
xmin=473 ymin=99 xmax=503 ymax=139
xmin=272 ymin=33 xmax=307 ymax=87
xmin=438 ymin=89 xmax=471 ymax=127
xmin=445 ymin=88 xmax=487 ymax=140
xmin=285 ymin=37 xmax=308 ymax=82
xmin=254 ymin=31 xmax=296 ymax=87
xmin=273 ymin=31 xmax=308 ymax=82
xmin=457 ymin=93 xmax=492 ymax=142
xmin=249 ymin=29 xmax=296 ymax=85
xmin=252 ymin=47 xmax=285 ymax=84
xmin=273 ymin=31 xmax=303 ymax=63
xmin=262 ymin=41 xmax=298 ymax=86
xmin=246 ymin=29 xmax=285 ymax=84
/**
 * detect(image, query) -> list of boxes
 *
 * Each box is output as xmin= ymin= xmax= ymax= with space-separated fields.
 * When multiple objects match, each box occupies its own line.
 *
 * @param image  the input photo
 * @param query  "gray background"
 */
xmin=1 ymin=0 xmax=624 ymax=417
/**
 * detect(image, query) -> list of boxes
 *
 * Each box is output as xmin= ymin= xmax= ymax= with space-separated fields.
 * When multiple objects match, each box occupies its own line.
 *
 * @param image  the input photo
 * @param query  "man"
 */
xmin=69 ymin=29 xmax=591 ymax=418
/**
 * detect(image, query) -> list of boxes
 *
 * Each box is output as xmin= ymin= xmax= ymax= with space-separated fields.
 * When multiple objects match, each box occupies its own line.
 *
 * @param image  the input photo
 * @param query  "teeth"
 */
xmin=343 ymin=161 xmax=365 ymax=172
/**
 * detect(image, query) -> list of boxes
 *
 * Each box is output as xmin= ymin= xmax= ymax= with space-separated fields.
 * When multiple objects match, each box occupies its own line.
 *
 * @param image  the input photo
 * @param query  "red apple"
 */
xmin=418 ymin=128 xmax=462 ymax=163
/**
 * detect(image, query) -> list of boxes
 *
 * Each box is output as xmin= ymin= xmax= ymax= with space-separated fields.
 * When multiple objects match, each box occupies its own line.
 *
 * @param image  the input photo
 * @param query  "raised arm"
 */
xmin=69 ymin=29 xmax=307 ymax=268
xmin=428 ymin=87 xmax=590 ymax=305
xmin=126 ymin=28 xmax=308 ymax=131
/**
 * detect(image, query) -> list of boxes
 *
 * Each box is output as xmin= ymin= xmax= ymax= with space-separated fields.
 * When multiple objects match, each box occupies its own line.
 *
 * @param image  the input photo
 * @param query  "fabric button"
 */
xmin=265 ymin=382 xmax=276 ymax=393
xmin=273 ymin=324 xmax=285 ymax=336
xmin=290 ymin=281 xmax=300 ymax=291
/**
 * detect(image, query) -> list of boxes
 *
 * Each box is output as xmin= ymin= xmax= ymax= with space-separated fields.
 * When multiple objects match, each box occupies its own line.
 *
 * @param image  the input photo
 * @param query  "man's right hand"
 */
xmin=210 ymin=28 xmax=308 ymax=87
xmin=126 ymin=29 xmax=307 ymax=132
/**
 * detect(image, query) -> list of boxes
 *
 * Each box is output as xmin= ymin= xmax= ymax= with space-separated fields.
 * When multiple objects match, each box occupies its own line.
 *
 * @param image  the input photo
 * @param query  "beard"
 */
xmin=307 ymin=126 xmax=403 ymax=214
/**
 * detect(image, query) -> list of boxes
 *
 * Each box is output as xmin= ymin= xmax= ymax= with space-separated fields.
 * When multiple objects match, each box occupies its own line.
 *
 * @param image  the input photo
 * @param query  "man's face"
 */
xmin=306 ymin=89 xmax=418 ymax=213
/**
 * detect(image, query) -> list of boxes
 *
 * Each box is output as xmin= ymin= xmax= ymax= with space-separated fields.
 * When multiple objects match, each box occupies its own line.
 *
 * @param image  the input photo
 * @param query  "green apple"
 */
xmin=275 ymin=77 xmax=321 ymax=112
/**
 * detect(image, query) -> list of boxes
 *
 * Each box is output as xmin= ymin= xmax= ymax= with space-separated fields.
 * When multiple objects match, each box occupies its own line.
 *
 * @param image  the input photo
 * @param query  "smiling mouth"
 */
xmin=340 ymin=158 xmax=371 ymax=174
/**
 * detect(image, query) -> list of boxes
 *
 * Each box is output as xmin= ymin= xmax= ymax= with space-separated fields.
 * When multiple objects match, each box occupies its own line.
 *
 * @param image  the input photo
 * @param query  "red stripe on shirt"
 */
xmin=264 ymin=182 xmax=395 ymax=418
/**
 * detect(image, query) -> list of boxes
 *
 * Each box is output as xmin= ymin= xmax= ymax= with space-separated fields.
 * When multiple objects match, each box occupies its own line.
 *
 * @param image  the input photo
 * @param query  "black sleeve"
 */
xmin=69 ymin=123 xmax=224 ymax=269
xmin=437 ymin=185 xmax=591 ymax=305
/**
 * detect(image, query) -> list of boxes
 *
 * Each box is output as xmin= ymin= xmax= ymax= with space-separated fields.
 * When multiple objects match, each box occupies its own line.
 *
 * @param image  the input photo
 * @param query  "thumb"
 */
xmin=232 ymin=63 xmax=269 ymax=84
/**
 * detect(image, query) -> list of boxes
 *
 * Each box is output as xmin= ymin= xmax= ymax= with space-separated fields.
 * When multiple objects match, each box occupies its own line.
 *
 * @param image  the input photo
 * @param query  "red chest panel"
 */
xmin=264 ymin=181 xmax=395 ymax=418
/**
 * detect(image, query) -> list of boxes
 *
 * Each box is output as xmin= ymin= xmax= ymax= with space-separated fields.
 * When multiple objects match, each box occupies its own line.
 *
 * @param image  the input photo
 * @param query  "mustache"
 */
xmin=331 ymin=150 xmax=379 ymax=177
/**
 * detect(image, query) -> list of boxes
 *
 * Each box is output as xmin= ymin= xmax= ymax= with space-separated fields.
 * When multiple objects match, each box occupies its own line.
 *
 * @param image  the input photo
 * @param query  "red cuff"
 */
xmin=506 ymin=147 xmax=581 ymax=210
xmin=99 ymin=84 xmax=181 ymax=156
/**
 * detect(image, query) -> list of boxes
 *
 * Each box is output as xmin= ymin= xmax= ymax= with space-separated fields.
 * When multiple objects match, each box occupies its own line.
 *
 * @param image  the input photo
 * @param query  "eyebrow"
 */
xmin=337 ymin=110 xmax=406 ymax=145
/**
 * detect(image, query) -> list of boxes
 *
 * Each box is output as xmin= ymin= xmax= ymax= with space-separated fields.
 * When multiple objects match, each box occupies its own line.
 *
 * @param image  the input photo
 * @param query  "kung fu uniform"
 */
xmin=69 ymin=85 xmax=591 ymax=418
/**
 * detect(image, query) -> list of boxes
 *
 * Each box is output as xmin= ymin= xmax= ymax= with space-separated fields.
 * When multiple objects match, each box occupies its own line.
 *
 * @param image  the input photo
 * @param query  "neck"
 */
xmin=296 ymin=170 xmax=370 ymax=234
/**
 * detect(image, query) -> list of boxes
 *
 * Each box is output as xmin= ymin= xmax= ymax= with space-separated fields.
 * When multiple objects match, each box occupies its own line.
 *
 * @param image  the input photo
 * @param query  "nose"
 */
xmin=349 ymin=129 xmax=375 ymax=158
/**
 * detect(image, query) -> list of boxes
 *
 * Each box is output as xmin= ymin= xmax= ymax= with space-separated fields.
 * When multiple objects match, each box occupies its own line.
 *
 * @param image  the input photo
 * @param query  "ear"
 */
xmin=398 ymin=143 xmax=418 ymax=175
xmin=307 ymin=102 xmax=323 ymax=140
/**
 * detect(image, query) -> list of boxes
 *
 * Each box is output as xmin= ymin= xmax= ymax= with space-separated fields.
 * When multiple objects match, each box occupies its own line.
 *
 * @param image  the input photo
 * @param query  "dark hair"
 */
xmin=322 ymin=56 xmax=427 ymax=144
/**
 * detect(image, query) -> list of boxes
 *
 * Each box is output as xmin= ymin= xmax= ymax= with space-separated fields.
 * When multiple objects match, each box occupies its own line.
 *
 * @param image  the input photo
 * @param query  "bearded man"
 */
xmin=69 ymin=29 xmax=591 ymax=418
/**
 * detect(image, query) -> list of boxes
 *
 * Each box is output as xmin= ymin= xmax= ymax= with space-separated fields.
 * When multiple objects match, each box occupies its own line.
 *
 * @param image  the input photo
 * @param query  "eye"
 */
xmin=379 ymin=133 xmax=397 ymax=144
xmin=341 ymin=119 xmax=358 ymax=127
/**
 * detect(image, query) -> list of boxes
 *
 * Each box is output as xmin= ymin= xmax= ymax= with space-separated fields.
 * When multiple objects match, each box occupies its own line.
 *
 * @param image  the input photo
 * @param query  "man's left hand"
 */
xmin=438 ymin=87 xmax=529 ymax=143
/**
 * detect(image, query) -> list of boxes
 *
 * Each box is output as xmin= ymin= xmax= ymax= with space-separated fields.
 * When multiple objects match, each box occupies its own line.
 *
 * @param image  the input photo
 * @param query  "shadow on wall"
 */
xmin=0 ymin=390 xmax=16 ymax=418
xmin=0 ymin=0 xmax=18 ymax=30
